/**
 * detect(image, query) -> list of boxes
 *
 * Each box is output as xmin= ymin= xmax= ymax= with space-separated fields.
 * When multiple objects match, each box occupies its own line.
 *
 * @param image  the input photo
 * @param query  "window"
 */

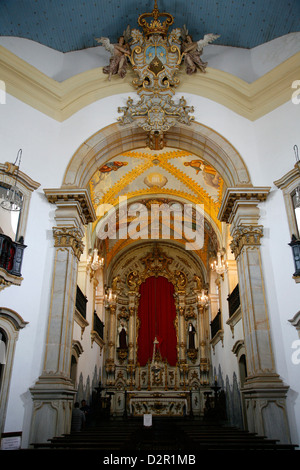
xmin=0 ymin=329 xmax=7 ymax=393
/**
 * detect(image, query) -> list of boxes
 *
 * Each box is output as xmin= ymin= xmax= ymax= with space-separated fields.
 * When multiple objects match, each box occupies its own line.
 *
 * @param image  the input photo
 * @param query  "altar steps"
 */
xmin=31 ymin=418 xmax=297 ymax=451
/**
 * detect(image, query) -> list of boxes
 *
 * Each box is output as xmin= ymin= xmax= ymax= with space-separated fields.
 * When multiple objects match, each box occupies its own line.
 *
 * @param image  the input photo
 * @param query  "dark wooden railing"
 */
xmin=227 ymin=284 xmax=240 ymax=317
xmin=75 ymin=285 xmax=88 ymax=319
xmin=0 ymin=233 xmax=26 ymax=277
xmin=93 ymin=311 xmax=104 ymax=340
xmin=210 ymin=309 xmax=222 ymax=338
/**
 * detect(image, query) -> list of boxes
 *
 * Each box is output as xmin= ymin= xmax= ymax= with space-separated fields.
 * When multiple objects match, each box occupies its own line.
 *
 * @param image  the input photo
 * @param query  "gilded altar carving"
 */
xmin=118 ymin=306 xmax=129 ymax=321
xmin=187 ymin=348 xmax=198 ymax=363
xmin=185 ymin=306 xmax=196 ymax=320
xmin=126 ymin=245 xmax=187 ymax=293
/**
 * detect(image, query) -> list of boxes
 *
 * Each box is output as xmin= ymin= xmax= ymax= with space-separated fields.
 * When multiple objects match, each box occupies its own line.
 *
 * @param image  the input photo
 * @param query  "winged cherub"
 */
xmin=96 ymin=26 xmax=131 ymax=80
xmin=181 ymin=25 xmax=220 ymax=75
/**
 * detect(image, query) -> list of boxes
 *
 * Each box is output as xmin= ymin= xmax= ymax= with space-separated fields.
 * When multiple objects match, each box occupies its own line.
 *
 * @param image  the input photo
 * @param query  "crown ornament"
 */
xmin=138 ymin=0 xmax=174 ymax=37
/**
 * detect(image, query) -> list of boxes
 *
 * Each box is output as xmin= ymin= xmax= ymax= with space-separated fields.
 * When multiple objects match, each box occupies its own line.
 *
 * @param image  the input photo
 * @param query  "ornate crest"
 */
xmin=97 ymin=1 xmax=219 ymax=149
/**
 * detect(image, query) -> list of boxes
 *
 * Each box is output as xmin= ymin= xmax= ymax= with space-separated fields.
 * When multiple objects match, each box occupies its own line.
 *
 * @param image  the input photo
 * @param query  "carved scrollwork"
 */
xmin=126 ymin=246 xmax=188 ymax=293
xmin=52 ymin=227 xmax=84 ymax=260
xmin=230 ymin=225 xmax=264 ymax=258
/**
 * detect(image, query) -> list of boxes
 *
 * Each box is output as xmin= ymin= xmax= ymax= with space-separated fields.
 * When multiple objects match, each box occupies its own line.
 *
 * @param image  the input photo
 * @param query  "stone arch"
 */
xmin=62 ymin=121 xmax=252 ymax=190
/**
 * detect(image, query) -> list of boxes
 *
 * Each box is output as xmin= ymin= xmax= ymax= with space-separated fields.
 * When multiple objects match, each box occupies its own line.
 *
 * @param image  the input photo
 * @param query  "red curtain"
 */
xmin=137 ymin=276 xmax=177 ymax=366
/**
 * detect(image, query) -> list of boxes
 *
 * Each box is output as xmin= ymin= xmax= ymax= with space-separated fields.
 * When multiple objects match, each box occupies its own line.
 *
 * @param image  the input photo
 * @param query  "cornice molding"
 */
xmin=218 ymin=186 xmax=271 ymax=223
xmin=44 ymin=188 xmax=96 ymax=224
xmin=274 ymin=163 xmax=300 ymax=190
xmin=0 ymin=162 xmax=40 ymax=192
xmin=0 ymin=45 xmax=299 ymax=122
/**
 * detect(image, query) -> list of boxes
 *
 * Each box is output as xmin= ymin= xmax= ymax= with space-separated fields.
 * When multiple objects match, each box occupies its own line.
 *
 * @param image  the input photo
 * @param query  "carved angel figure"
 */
xmin=181 ymin=25 xmax=219 ymax=75
xmin=96 ymin=26 xmax=131 ymax=80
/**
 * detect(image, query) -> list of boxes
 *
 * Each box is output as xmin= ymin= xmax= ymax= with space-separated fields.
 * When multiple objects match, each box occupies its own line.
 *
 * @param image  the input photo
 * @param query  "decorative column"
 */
xmin=105 ymin=295 xmax=117 ymax=386
xmin=176 ymin=283 xmax=187 ymax=387
xmin=127 ymin=291 xmax=139 ymax=390
xmin=219 ymin=187 xmax=291 ymax=444
xmin=29 ymin=189 xmax=95 ymax=445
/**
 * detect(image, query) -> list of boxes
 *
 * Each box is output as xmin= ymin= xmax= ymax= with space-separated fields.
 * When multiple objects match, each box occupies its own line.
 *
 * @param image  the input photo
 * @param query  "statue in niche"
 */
xmin=96 ymin=27 xmax=131 ymax=80
xmin=118 ymin=321 xmax=128 ymax=350
xmin=188 ymin=322 xmax=197 ymax=350
xmin=181 ymin=25 xmax=219 ymax=75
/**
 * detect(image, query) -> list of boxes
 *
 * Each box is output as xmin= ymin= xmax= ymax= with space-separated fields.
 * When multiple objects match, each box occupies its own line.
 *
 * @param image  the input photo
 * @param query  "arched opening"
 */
xmin=0 ymin=328 xmax=7 ymax=392
xmin=238 ymin=354 xmax=247 ymax=388
xmin=55 ymin=120 xmax=254 ymax=421
xmin=0 ymin=308 xmax=27 ymax=435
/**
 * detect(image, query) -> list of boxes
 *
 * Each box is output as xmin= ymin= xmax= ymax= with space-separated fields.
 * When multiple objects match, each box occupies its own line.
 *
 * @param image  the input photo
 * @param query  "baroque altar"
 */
xmin=102 ymin=243 xmax=212 ymax=418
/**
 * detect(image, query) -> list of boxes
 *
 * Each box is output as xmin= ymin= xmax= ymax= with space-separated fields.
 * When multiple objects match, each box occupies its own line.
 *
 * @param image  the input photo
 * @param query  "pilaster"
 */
xmin=29 ymin=188 xmax=95 ymax=445
xmin=219 ymin=187 xmax=291 ymax=444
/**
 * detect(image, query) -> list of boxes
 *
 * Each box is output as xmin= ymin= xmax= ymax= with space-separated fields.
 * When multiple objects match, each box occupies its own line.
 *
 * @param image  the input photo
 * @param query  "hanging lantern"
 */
xmin=0 ymin=149 xmax=23 ymax=212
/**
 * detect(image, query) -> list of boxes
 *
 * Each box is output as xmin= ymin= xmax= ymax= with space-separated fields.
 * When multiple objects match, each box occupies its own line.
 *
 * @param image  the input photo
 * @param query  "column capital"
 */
xmin=52 ymin=226 xmax=84 ymax=260
xmin=230 ymin=225 xmax=264 ymax=258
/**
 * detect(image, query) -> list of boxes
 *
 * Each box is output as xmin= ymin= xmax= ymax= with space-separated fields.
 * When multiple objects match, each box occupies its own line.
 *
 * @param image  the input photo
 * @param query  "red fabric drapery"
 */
xmin=137 ymin=276 xmax=177 ymax=366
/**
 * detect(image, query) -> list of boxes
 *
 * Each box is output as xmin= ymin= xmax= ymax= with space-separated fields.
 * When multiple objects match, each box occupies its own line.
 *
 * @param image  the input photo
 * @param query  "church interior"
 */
xmin=0 ymin=0 xmax=300 ymax=453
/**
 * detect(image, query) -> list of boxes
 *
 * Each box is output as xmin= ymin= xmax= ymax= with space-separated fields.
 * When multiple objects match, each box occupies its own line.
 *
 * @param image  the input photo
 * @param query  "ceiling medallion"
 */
xmin=97 ymin=1 xmax=219 ymax=150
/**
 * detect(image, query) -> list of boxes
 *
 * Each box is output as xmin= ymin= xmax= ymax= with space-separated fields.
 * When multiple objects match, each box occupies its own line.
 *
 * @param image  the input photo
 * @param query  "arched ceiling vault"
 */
xmin=63 ymin=120 xmax=250 ymax=266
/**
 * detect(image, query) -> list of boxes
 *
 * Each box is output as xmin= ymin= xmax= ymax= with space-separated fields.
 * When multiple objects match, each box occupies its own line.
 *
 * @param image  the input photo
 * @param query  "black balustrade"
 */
xmin=75 ymin=285 xmax=88 ymax=319
xmin=210 ymin=309 xmax=222 ymax=338
xmin=227 ymin=284 xmax=240 ymax=317
xmin=93 ymin=311 xmax=104 ymax=340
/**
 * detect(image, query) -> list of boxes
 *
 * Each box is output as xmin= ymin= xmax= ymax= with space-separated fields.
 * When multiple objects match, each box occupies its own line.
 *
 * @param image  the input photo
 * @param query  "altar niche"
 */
xmin=103 ymin=245 xmax=211 ymax=418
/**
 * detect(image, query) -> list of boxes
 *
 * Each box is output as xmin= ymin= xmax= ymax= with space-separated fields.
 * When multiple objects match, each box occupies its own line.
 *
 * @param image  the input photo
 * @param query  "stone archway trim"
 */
xmin=62 ymin=121 xmax=252 ymax=190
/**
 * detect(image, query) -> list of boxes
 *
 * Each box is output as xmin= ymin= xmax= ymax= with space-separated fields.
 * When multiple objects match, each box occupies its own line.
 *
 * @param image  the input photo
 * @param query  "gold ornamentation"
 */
xmin=138 ymin=0 xmax=174 ymax=38
xmin=52 ymin=227 xmax=84 ymax=260
xmin=185 ymin=306 xmax=196 ymax=320
xmin=230 ymin=225 xmax=264 ymax=258
xmin=126 ymin=245 xmax=188 ymax=295
xmin=118 ymin=306 xmax=130 ymax=321
xmin=187 ymin=348 xmax=198 ymax=363
xmin=117 ymin=2 xmax=196 ymax=148
xmin=117 ymin=348 xmax=128 ymax=363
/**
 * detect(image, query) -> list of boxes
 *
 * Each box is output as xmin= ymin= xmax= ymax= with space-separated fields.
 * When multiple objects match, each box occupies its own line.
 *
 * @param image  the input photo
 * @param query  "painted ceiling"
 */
xmin=0 ymin=0 xmax=299 ymax=53
xmin=89 ymin=149 xmax=223 ymax=212
xmin=88 ymin=149 xmax=222 ymax=266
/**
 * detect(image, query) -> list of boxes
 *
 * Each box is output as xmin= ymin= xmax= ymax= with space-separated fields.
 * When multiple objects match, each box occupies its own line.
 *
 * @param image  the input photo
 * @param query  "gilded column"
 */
xmin=178 ymin=305 xmax=186 ymax=365
xmin=128 ymin=306 xmax=136 ymax=364
xmin=106 ymin=302 xmax=117 ymax=384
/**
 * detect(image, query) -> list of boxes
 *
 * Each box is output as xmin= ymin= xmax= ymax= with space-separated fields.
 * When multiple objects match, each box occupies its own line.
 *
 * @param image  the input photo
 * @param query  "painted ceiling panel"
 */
xmin=0 ymin=0 xmax=299 ymax=53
